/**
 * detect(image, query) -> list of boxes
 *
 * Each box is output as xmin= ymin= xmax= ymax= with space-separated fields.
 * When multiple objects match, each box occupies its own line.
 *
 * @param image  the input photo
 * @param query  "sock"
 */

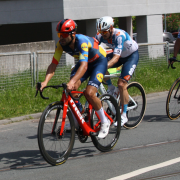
xmin=96 ymin=107 xmax=108 ymax=124
xmin=122 ymin=104 xmax=128 ymax=117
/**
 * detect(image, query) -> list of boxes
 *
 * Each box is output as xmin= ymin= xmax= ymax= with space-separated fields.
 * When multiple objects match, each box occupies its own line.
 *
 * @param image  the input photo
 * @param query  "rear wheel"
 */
xmin=123 ymin=82 xmax=146 ymax=129
xmin=166 ymin=78 xmax=180 ymax=120
xmin=37 ymin=102 xmax=75 ymax=166
xmin=90 ymin=94 xmax=121 ymax=152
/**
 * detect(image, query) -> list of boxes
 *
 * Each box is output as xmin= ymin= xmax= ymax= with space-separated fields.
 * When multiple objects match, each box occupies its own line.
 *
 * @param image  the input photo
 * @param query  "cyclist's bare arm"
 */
xmin=107 ymin=54 xmax=120 ymax=68
xmin=41 ymin=63 xmax=57 ymax=90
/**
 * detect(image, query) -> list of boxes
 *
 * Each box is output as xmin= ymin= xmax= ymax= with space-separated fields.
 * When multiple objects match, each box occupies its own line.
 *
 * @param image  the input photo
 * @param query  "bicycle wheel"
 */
xmin=166 ymin=77 xmax=180 ymax=120
xmin=37 ymin=101 xmax=75 ymax=166
xmin=123 ymin=82 xmax=146 ymax=129
xmin=90 ymin=94 xmax=121 ymax=152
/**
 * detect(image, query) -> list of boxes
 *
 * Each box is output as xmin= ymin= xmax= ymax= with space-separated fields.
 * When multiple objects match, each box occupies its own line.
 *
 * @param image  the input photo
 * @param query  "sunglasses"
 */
xmin=98 ymin=30 xmax=109 ymax=35
xmin=57 ymin=32 xmax=70 ymax=38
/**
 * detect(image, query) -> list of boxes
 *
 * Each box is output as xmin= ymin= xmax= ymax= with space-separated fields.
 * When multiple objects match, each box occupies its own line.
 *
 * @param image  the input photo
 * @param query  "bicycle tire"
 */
xmin=166 ymin=77 xmax=180 ymax=120
xmin=123 ymin=82 xmax=146 ymax=129
xmin=37 ymin=101 xmax=75 ymax=166
xmin=90 ymin=94 xmax=121 ymax=152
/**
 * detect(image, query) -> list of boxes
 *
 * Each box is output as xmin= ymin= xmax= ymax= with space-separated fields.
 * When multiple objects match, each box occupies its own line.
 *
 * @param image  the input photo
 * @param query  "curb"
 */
xmin=0 ymin=113 xmax=42 ymax=125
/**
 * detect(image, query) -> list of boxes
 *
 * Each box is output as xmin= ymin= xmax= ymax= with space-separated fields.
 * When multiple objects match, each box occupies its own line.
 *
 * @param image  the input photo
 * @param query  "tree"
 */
xmin=163 ymin=13 xmax=180 ymax=32
xmin=113 ymin=17 xmax=136 ymax=32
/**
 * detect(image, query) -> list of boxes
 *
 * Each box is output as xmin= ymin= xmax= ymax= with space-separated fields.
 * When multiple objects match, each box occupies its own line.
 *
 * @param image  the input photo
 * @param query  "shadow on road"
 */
xmin=143 ymin=114 xmax=180 ymax=123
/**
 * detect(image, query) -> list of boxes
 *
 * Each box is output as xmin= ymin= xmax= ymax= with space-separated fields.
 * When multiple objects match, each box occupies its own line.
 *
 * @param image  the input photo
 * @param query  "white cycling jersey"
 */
xmin=95 ymin=28 xmax=138 ymax=58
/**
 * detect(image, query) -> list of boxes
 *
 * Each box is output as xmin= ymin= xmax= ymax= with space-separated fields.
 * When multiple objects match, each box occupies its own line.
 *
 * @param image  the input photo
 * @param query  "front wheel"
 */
xmin=166 ymin=77 xmax=180 ymax=120
xmin=37 ymin=101 xmax=75 ymax=166
xmin=123 ymin=82 xmax=146 ymax=129
xmin=90 ymin=94 xmax=121 ymax=152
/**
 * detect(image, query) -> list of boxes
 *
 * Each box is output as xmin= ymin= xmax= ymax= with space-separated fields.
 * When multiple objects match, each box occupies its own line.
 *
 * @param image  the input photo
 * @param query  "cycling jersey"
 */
xmin=52 ymin=34 xmax=107 ymax=88
xmin=52 ymin=34 xmax=106 ymax=65
xmin=95 ymin=28 xmax=138 ymax=58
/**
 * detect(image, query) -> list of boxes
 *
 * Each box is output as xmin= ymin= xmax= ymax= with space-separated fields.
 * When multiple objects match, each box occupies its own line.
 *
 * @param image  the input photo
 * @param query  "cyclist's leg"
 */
xmin=85 ymin=57 xmax=110 ymax=138
xmin=114 ymin=50 xmax=139 ymax=126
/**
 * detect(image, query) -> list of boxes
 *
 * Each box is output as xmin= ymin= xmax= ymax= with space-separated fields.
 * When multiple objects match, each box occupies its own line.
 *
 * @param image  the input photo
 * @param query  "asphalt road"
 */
xmin=0 ymin=91 xmax=180 ymax=180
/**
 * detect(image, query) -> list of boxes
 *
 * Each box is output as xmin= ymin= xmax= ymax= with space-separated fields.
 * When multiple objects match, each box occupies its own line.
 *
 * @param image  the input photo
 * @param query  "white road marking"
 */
xmin=107 ymin=157 xmax=180 ymax=180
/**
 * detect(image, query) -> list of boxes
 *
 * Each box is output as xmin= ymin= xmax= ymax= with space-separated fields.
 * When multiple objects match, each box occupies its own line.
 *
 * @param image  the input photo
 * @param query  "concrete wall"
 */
xmin=0 ymin=41 xmax=55 ymax=53
xmin=0 ymin=0 xmax=64 ymax=24
xmin=0 ymin=0 xmax=179 ymax=56
xmin=0 ymin=0 xmax=179 ymax=25
xmin=63 ymin=0 xmax=180 ymax=20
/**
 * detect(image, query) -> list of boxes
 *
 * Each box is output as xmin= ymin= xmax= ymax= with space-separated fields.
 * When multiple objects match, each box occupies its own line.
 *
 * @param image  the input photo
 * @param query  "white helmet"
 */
xmin=96 ymin=16 xmax=114 ymax=31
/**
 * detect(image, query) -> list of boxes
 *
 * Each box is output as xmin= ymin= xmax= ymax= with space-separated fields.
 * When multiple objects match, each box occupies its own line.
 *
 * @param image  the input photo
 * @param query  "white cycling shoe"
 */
xmin=114 ymin=116 xmax=128 ymax=127
xmin=98 ymin=120 xmax=110 ymax=139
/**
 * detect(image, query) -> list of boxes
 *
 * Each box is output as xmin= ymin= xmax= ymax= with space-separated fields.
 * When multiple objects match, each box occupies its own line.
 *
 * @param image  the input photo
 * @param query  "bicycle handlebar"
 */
xmin=168 ymin=58 xmax=180 ymax=69
xmin=35 ymin=82 xmax=79 ymax=101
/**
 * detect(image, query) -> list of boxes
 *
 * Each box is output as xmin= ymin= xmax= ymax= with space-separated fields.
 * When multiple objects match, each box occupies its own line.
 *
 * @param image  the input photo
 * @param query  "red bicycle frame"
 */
xmin=58 ymin=90 xmax=114 ymax=136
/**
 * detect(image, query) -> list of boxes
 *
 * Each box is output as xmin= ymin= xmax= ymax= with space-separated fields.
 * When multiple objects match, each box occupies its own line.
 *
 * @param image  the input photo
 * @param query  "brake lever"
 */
xmin=171 ymin=63 xmax=176 ymax=69
xmin=35 ymin=82 xmax=41 ymax=97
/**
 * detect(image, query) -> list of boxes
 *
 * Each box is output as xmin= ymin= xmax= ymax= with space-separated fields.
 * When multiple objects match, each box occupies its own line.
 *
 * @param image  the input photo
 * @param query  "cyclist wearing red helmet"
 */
xmin=40 ymin=19 xmax=110 ymax=139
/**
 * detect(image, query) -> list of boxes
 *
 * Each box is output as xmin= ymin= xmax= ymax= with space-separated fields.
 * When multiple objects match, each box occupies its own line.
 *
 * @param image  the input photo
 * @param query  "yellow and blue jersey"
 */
xmin=52 ymin=34 xmax=106 ymax=65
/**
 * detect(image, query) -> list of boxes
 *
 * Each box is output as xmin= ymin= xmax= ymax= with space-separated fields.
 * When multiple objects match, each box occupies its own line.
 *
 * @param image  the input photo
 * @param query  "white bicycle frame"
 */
xmin=99 ymin=74 xmax=138 ymax=113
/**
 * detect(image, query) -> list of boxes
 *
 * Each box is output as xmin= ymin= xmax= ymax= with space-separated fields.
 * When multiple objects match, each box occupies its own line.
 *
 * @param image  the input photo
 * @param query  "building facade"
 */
xmin=0 ymin=0 xmax=180 ymax=45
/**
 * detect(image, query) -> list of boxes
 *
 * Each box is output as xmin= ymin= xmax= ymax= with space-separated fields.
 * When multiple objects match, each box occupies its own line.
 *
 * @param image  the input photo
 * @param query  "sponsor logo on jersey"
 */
xmin=96 ymin=72 xmax=103 ymax=83
xmin=116 ymin=32 xmax=121 ymax=36
xmin=88 ymin=54 xmax=99 ymax=63
xmin=81 ymin=43 xmax=88 ymax=52
xmin=124 ymin=75 xmax=131 ymax=81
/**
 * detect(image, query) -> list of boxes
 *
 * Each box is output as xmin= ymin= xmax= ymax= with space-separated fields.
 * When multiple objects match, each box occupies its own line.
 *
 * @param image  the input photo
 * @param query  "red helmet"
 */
xmin=56 ymin=19 xmax=77 ymax=33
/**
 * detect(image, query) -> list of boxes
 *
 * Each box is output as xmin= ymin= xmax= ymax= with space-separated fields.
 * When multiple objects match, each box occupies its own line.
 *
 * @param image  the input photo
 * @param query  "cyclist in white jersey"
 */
xmin=95 ymin=16 xmax=139 ymax=126
xmin=169 ymin=31 xmax=180 ymax=65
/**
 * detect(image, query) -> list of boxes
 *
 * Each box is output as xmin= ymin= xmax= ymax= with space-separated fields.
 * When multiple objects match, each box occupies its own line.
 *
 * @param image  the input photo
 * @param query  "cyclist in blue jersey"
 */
xmin=39 ymin=19 xmax=110 ymax=138
xmin=95 ymin=16 xmax=139 ymax=126
xmin=169 ymin=31 xmax=180 ymax=64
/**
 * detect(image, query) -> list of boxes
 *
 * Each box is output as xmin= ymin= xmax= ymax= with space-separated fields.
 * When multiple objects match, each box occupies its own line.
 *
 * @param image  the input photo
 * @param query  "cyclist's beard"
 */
xmin=60 ymin=37 xmax=72 ymax=46
xmin=60 ymin=39 xmax=67 ymax=46
xmin=102 ymin=31 xmax=112 ymax=40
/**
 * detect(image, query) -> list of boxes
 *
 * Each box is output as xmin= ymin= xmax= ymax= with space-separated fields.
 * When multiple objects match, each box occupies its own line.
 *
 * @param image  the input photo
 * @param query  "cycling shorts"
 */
xmin=107 ymin=50 xmax=139 ymax=82
xmin=71 ymin=56 xmax=107 ymax=88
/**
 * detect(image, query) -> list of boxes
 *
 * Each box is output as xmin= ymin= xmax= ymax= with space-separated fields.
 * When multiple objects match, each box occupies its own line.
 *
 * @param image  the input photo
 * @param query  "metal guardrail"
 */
xmin=0 ymin=42 xmax=170 ymax=91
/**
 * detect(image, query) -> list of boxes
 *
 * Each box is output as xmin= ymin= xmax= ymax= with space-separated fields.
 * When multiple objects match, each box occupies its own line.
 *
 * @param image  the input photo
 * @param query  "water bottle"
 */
xmin=75 ymin=101 xmax=83 ymax=113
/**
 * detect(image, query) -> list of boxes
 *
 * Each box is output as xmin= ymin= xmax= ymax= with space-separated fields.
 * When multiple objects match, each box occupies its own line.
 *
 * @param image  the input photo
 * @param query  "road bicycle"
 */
xmin=35 ymin=82 xmax=121 ymax=166
xmin=166 ymin=59 xmax=180 ymax=120
xmin=97 ymin=73 xmax=146 ymax=129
